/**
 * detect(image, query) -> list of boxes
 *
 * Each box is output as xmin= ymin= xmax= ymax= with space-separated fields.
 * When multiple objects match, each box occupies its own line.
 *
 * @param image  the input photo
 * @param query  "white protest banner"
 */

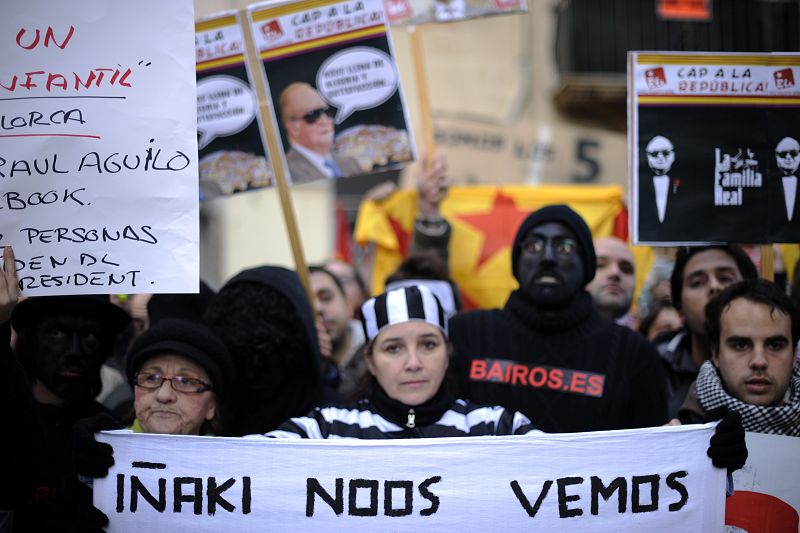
xmin=726 ymin=432 xmax=800 ymax=532
xmin=94 ymin=424 xmax=725 ymax=532
xmin=1 ymin=0 xmax=199 ymax=295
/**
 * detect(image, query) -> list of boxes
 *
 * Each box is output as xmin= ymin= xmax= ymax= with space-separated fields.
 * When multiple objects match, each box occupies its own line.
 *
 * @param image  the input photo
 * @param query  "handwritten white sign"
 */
xmin=0 ymin=0 xmax=199 ymax=295
xmin=94 ymin=424 xmax=725 ymax=532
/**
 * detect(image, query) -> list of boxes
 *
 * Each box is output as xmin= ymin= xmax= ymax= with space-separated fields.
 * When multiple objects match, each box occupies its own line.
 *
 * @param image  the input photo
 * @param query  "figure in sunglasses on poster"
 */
xmin=646 ymin=135 xmax=676 ymax=223
xmin=279 ymin=82 xmax=362 ymax=184
xmin=775 ymin=136 xmax=799 ymax=222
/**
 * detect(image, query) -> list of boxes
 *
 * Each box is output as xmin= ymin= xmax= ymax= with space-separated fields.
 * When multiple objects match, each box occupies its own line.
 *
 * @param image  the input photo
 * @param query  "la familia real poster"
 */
xmin=629 ymin=52 xmax=800 ymax=245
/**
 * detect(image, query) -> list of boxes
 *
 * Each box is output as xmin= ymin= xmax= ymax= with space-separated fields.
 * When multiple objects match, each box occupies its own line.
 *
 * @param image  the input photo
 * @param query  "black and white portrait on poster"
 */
xmin=775 ymin=137 xmax=799 ymax=222
xmin=645 ymin=135 xmax=676 ymax=223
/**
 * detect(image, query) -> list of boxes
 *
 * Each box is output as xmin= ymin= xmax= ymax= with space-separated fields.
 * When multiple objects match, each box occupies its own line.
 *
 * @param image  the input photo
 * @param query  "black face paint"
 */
xmin=516 ymin=222 xmax=584 ymax=308
xmin=30 ymin=314 xmax=109 ymax=403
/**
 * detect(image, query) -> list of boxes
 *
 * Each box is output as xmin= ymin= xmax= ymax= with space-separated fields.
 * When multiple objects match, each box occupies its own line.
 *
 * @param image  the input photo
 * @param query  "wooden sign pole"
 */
xmin=239 ymin=9 xmax=314 ymax=305
xmin=408 ymin=25 xmax=436 ymax=160
xmin=760 ymin=244 xmax=774 ymax=282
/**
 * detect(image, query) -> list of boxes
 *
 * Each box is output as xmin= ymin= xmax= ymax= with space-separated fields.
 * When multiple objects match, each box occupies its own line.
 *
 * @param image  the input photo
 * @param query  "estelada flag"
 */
xmin=355 ymin=184 xmax=628 ymax=309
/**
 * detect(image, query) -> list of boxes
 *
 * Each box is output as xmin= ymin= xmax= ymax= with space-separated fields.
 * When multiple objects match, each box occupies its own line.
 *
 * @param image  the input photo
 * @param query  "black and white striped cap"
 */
xmin=360 ymin=285 xmax=447 ymax=343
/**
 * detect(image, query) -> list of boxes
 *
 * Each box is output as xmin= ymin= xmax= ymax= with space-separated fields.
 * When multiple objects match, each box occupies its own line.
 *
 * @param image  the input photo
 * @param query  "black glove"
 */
xmin=69 ymin=503 xmax=109 ymax=533
xmin=73 ymin=412 xmax=123 ymax=479
xmin=54 ymin=474 xmax=109 ymax=533
xmin=705 ymin=406 xmax=748 ymax=473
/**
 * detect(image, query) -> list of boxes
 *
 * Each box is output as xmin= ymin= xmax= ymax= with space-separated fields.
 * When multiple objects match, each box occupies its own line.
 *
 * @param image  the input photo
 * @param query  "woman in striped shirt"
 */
xmin=264 ymin=284 xmax=540 ymax=439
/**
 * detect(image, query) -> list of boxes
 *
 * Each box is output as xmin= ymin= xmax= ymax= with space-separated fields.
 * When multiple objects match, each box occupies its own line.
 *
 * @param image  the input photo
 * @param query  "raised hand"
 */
xmin=0 ymin=246 xmax=19 ymax=324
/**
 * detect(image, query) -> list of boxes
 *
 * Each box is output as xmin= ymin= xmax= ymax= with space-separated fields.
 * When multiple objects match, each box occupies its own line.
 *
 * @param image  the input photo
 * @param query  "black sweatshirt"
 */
xmin=449 ymin=291 xmax=668 ymax=433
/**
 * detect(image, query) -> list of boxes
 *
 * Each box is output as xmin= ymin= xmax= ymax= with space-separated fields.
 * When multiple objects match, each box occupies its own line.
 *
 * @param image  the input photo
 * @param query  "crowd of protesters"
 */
xmin=1 ymin=153 xmax=798 ymax=532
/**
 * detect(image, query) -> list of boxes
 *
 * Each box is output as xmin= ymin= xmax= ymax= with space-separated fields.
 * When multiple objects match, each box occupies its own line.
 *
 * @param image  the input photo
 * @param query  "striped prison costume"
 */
xmin=261 ymin=399 xmax=542 ymax=439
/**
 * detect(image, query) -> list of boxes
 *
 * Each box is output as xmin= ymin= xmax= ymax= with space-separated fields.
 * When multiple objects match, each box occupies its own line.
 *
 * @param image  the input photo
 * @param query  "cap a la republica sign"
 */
xmin=629 ymin=52 xmax=800 ymax=244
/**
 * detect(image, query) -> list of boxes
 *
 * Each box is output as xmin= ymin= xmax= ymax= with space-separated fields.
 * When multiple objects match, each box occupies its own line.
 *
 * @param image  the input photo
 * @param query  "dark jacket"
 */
xmin=676 ymin=381 xmax=705 ymax=425
xmin=205 ymin=266 xmax=328 ymax=436
xmin=0 ymin=322 xmax=114 ymax=533
xmin=449 ymin=290 xmax=668 ymax=433
xmin=653 ymin=328 xmax=701 ymax=419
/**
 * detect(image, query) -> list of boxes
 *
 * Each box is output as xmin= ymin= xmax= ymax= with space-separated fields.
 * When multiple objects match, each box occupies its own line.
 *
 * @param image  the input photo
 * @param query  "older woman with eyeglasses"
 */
xmin=126 ymin=318 xmax=235 ymax=436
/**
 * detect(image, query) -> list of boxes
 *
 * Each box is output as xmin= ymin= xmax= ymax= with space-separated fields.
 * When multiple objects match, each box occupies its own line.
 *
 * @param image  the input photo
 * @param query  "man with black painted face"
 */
xmin=1 ymin=280 xmax=129 ymax=533
xmin=449 ymin=205 xmax=668 ymax=433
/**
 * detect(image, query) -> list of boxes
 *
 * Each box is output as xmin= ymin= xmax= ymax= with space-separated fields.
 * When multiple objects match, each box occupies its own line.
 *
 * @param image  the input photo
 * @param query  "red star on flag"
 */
xmin=453 ymin=192 xmax=532 ymax=269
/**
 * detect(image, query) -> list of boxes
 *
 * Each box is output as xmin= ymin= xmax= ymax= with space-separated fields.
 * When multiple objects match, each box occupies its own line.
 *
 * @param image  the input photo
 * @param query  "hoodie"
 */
xmin=204 ymin=266 xmax=325 ymax=436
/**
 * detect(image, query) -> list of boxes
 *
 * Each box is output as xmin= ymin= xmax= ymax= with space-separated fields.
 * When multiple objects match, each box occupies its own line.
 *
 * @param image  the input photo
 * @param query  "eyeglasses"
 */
xmin=776 ymin=150 xmax=799 ymax=158
xmin=134 ymin=372 xmax=213 ymax=393
xmin=647 ymin=149 xmax=673 ymax=158
xmin=520 ymin=237 xmax=578 ymax=257
xmin=289 ymin=106 xmax=335 ymax=125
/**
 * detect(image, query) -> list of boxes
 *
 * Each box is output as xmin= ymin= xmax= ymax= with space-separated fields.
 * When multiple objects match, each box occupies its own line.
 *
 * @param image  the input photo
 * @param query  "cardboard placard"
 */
xmin=628 ymin=52 xmax=800 ymax=245
xmin=1 ymin=0 xmax=199 ymax=295
xmin=246 ymin=0 xmax=415 ymax=186
xmin=196 ymin=12 xmax=274 ymax=200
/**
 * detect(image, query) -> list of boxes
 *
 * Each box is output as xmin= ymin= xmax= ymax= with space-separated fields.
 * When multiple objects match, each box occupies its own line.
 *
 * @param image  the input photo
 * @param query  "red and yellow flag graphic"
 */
xmin=355 ymin=185 xmax=629 ymax=309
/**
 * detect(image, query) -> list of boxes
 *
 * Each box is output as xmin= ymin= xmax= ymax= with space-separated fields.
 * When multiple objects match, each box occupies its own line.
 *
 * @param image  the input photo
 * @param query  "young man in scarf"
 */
xmin=677 ymin=279 xmax=800 ymax=436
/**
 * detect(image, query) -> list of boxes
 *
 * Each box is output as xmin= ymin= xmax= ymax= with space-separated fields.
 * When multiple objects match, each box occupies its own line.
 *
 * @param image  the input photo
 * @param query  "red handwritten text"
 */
xmin=16 ymin=26 xmax=75 ymax=50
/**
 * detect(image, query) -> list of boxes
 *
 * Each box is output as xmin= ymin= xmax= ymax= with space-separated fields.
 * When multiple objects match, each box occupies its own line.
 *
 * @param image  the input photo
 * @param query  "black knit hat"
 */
xmin=511 ymin=204 xmax=597 ymax=286
xmin=147 ymin=280 xmax=217 ymax=326
xmin=126 ymin=318 xmax=234 ymax=400
xmin=12 ymin=294 xmax=130 ymax=335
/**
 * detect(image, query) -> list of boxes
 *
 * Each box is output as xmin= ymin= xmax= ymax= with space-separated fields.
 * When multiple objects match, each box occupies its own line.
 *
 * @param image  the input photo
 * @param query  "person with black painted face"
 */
xmin=0 ymin=246 xmax=130 ymax=533
xmin=449 ymin=205 xmax=669 ymax=433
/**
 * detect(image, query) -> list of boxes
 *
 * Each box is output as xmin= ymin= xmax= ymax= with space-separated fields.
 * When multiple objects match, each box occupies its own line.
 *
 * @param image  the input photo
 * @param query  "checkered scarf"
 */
xmin=695 ymin=360 xmax=800 ymax=436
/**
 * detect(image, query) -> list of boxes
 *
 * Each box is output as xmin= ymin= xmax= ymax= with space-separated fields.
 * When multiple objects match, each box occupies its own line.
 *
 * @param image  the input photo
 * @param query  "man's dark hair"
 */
xmin=704 ymin=278 xmax=800 ymax=353
xmin=309 ymin=265 xmax=346 ymax=297
xmin=670 ymin=245 xmax=758 ymax=310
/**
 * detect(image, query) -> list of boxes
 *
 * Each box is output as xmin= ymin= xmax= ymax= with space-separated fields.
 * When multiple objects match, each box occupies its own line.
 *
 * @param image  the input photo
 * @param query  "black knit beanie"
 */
xmin=126 ymin=318 xmax=234 ymax=400
xmin=511 ymin=204 xmax=597 ymax=286
xmin=12 ymin=294 xmax=130 ymax=335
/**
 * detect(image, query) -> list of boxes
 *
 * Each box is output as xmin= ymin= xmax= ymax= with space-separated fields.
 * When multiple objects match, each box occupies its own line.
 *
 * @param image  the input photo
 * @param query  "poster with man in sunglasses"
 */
xmin=279 ymin=82 xmax=364 ymax=183
xmin=248 ymin=0 xmax=415 ymax=186
xmin=629 ymin=52 xmax=800 ymax=244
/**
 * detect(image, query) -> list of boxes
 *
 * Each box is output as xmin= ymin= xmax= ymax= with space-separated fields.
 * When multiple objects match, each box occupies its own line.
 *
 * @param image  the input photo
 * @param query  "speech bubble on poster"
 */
xmin=317 ymin=47 xmax=399 ymax=124
xmin=197 ymin=75 xmax=257 ymax=149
